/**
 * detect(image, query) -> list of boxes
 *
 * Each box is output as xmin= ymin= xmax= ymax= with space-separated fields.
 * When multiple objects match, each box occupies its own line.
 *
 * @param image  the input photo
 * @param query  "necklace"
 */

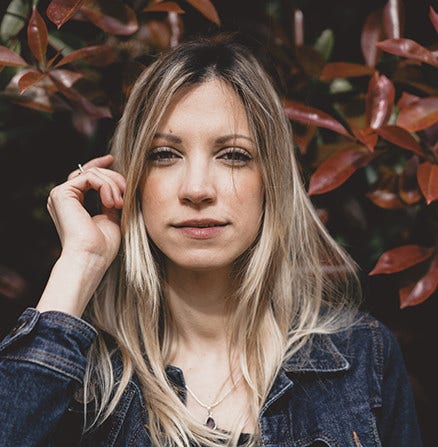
xmin=185 ymin=375 xmax=241 ymax=429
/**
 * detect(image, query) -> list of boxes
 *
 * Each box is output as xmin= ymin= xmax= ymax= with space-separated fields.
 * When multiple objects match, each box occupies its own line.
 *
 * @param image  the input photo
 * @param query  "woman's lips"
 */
xmin=172 ymin=220 xmax=228 ymax=239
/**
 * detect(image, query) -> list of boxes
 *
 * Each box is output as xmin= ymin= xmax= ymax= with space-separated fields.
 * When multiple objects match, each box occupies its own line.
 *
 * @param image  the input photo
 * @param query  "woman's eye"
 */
xmin=147 ymin=148 xmax=180 ymax=164
xmin=220 ymin=149 xmax=252 ymax=165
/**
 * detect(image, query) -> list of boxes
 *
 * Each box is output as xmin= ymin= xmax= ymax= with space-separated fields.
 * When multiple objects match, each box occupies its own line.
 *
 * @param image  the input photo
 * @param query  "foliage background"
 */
xmin=0 ymin=0 xmax=436 ymax=444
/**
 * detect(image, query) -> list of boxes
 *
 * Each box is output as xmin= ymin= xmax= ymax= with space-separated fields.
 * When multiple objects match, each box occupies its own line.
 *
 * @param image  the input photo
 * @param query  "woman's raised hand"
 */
xmin=36 ymin=154 xmax=126 ymax=317
xmin=48 ymin=154 xmax=125 ymax=265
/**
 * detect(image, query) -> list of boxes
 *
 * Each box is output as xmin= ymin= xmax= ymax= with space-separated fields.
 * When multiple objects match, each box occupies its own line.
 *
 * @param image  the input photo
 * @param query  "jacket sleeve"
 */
xmin=375 ymin=321 xmax=423 ymax=447
xmin=0 ymin=307 xmax=97 ymax=447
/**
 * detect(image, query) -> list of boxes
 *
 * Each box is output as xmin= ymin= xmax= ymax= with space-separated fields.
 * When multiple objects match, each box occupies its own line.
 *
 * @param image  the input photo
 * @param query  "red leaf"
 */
xmin=17 ymin=70 xmax=46 ymax=93
xmin=397 ymin=97 xmax=438 ymax=132
xmin=49 ymin=69 xmax=83 ymax=88
xmin=383 ymin=0 xmax=405 ymax=39
xmin=5 ymin=71 xmax=69 ymax=112
xmin=47 ymin=0 xmax=87 ymax=29
xmin=400 ymin=253 xmax=438 ymax=308
xmin=316 ymin=208 xmax=329 ymax=225
xmin=27 ymin=7 xmax=48 ymax=64
xmin=47 ymin=50 xmax=62 ymax=68
xmin=167 ymin=9 xmax=184 ymax=47
xmin=367 ymin=165 xmax=407 ymax=209
xmin=397 ymin=91 xmax=419 ymax=110
xmin=80 ymin=1 xmax=139 ymax=35
xmin=370 ymin=244 xmax=434 ymax=275
xmin=185 ymin=0 xmax=220 ymax=26
xmin=0 ymin=266 xmax=28 ymax=301
xmin=366 ymin=72 xmax=395 ymax=129
xmin=72 ymin=108 xmax=99 ymax=136
xmin=361 ymin=8 xmax=384 ymax=67
xmin=320 ymin=62 xmax=375 ymax=80
xmin=0 ymin=46 xmax=28 ymax=67
xmin=293 ymin=9 xmax=304 ymax=47
xmin=49 ymin=75 xmax=111 ymax=120
xmin=376 ymin=38 xmax=438 ymax=68
xmin=293 ymin=124 xmax=317 ymax=155
xmin=308 ymin=147 xmax=375 ymax=195
xmin=399 ymin=156 xmax=422 ymax=205
xmin=417 ymin=161 xmax=438 ymax=204
xmin=429 ymin=7 xmax=438 ymax=34
xmin=376 ymin=125 xmax=424 ymax=156
xmin=143 ymin=1 xmax=185 ymax=13
xmin=141 ymin=20 xmax=171 ymax=49
xmin=295 ymin=45 xmax=325 ymax=78
xmin=283 ymin=99 xmax=351 ymax=138
xmin=367 ymin=189 xmax=406 ymax=209
xmin=56 ymin=45 xmax=115 ymax=67
xmin=353 ymin=128 xmax=378 ymax=151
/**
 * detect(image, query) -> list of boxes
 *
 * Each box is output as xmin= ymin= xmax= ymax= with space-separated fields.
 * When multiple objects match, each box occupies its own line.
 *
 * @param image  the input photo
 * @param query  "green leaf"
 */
xmin=0 ymin=0 xmax=30 ymax=41
xmin=314 ymin=29 xmax=334 ymax=61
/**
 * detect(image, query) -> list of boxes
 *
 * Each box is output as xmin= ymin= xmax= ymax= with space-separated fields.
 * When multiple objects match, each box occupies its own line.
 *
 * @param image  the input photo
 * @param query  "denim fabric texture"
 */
xmin=0 ymin=308 xmax=422 ymax=447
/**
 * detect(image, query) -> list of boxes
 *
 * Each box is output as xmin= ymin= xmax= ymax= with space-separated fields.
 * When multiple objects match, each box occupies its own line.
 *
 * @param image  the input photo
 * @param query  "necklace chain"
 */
xmin=185 ymin=375 xmax=241 ymax=429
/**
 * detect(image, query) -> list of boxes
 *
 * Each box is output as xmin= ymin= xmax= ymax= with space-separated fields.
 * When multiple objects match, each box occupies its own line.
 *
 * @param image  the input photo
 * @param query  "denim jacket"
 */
xmin=0 ymin=308 xmax=422 ymax=447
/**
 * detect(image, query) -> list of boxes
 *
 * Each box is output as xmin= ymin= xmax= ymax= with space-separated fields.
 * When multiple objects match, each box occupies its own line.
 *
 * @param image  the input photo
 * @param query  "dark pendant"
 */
xmin=205 ymin=416 xmax=217 ymax=429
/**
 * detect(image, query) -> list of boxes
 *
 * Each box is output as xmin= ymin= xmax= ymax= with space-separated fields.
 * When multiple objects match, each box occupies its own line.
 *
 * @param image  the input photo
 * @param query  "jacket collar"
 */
xmin=259 ymin=334 xmax=350 ymax=418
xmin=282 ymin=332 xmax=350 ymax=373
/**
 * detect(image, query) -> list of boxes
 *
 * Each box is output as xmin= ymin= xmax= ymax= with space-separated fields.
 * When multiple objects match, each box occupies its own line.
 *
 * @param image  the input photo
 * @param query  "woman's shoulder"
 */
xmin=283 ymin=311 xmax=403 ymax=378
xmin=334 ymin=311 xmax=403 ymax=372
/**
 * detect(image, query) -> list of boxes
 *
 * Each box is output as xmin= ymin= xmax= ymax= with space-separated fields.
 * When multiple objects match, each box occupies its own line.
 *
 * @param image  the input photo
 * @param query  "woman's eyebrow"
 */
xmin=153 ymin=133 xmax=255 ymax=145
xmin=153 ymin=132 xmax=182 ymax=143
xmin=215 ymin=134 xmax=255 ymax=144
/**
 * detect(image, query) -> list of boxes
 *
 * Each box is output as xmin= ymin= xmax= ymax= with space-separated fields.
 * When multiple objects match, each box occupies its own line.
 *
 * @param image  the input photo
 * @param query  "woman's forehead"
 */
xmin=155 ymin=79 xmax=252 ymax=137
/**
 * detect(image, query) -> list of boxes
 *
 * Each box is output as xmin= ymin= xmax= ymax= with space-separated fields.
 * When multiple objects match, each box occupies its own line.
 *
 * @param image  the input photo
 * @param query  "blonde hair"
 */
xmin=83 ymin=35 xmax=360 ymax=446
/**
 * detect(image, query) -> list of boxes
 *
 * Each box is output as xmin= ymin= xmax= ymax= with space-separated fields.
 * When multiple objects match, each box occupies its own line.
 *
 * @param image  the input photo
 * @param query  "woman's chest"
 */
xmin=78 ymin=378 xmax=381 ymax=447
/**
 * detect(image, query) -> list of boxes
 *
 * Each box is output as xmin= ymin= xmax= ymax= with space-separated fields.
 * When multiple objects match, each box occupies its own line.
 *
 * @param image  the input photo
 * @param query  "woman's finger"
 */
xmin=85 ymin=167 xmax=124 ymax=209
xmin=52 ymin=169 xmax=119 ymax=210
xmin=65 ymin=166 xmax=125 ymax=209
xmin=67 ymin=154 xmax=114 ymax=180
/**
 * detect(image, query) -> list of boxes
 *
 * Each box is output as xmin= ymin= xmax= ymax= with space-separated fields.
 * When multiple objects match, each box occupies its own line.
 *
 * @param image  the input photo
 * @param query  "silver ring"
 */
xmin=77 ymin=163 xmax=85 ymax=174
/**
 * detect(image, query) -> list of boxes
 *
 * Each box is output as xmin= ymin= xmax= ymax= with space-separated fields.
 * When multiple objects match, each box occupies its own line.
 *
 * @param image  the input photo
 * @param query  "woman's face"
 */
xmin=141 ymin=79 xmax=264 ymax=273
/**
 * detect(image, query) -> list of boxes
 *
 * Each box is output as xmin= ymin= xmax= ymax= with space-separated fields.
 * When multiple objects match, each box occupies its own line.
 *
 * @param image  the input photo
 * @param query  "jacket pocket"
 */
xmin=292 ymin=427 xmax=378 ymax=447
xmin=291 ymin=432 xmax=340 ymax=446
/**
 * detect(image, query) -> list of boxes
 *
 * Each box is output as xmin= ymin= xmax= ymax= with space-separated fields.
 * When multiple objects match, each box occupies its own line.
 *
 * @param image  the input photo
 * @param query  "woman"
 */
xmin=0 ymin=35 xmax=422 ymax=446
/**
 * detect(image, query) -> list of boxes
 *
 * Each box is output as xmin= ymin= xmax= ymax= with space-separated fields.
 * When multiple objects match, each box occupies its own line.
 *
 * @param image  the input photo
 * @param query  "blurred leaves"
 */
xmin=185 ymin=0 xmax=220 ymax=26
xmin=369 ymin=244 xmax=433 ymax=275
xmin=0 ymin=0 xmax=436 ymax=308
xmin=277 ymin=0 xmax=438 ymax=306
xmin=376 ymin=38 xmax=438 ymax=67
xmin=308 ymin=145 xmax=377 ymax=195
xmin=47 ymin=0 xmax=87 ymax=29
xmin=0 ymin=0 xmax=30 ymax=41
xmin=283 ymin=98 xmax=351 ymax=138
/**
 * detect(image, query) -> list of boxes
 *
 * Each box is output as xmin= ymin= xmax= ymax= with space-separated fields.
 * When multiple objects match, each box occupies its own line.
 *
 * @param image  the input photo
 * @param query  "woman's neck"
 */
xmin=165 ymin=264 xmax=233 ymax=358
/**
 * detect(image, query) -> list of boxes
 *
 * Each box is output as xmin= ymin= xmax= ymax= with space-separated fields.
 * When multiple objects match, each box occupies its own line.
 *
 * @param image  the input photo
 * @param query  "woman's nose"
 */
xmin=178 ymin=158 xmax=216 ymax=205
